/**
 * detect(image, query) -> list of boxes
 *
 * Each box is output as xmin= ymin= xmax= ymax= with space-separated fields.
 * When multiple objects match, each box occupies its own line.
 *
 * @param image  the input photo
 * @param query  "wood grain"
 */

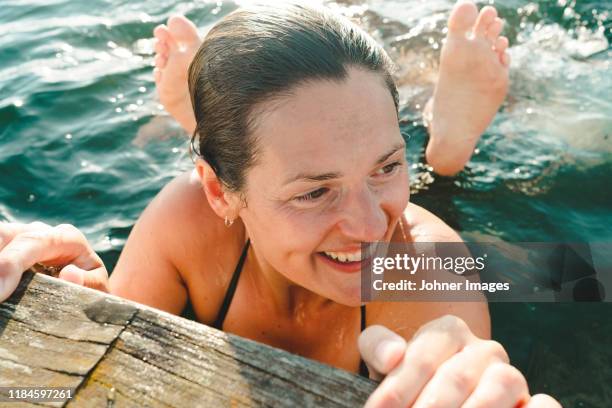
xmin=0 ymin=272 xmax=376 ymax=407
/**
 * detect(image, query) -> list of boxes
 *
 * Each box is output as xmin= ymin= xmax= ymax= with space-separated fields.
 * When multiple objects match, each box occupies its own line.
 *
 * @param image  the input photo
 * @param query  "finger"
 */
xmin=524 ymin=394 xmax=563 ymax=408
xmin=0 ymin=224 xmax=102 ymax=275
xmin=0 ymin=222 xmax=51 ymax=251
xmin=0 ymin=257 xmax=25 ymax=302
xmin=358 ymin=325 xmax=406 ymax=379
xmin=59 ymin=264 xmax=109 ymax=292
xmin=365 ymin=315 xmax=475 ymax=408
xmin=412 ymin=340 xmax=509 ymax=407
xmin=58 ymin=264 xmax=85 ymax=286
xmin=462 ymin=363 xmax=529 ymax=408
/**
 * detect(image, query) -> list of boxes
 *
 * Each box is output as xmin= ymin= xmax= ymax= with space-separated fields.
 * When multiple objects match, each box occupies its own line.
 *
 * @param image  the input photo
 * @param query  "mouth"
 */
xmin=315 ymin=244 xmax=377 ymax=274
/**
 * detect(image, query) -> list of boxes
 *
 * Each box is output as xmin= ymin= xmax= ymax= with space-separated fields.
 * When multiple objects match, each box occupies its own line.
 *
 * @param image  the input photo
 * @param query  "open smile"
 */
xmin=315 ymin=246 xmax=375 ymax=274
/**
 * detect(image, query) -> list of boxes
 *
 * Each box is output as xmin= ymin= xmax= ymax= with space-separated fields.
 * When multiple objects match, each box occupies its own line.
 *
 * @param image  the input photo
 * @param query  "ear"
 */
xmin=195 ymin=158 xmax=240 ymax=220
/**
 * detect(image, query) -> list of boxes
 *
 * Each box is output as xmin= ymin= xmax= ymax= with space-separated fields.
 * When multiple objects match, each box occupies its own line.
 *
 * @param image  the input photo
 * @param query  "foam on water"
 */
xmin=0 ymin=1 xmax=610 ymax=404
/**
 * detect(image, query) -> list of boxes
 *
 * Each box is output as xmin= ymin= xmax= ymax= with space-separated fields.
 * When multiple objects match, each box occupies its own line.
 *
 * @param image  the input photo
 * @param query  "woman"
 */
xmin=0 ymin=2 xmax=559 ymax=407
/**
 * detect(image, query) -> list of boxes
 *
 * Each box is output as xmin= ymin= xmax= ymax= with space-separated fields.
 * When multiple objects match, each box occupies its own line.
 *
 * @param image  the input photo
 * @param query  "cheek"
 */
xmin=382 ymin=171 xmax=410 ymax=216
xmin=242 ymin=199 xmax=329 ymax=258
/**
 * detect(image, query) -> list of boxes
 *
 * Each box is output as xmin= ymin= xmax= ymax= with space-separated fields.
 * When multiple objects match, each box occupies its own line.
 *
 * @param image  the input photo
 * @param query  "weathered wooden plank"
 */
xmin=0 ymin=272 xmax=134 ymax=407
xmin=0 ymin=273 xmax=162 ymax=407
xmin=1 ymin=272 xmax=376 ymax=407
xmin=73 ymin=307 xmax=375 ymax=407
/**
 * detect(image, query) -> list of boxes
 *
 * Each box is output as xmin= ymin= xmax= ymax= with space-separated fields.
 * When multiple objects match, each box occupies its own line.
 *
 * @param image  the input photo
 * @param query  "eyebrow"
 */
xmin=283 ymin=142 xmax=406 ymax=185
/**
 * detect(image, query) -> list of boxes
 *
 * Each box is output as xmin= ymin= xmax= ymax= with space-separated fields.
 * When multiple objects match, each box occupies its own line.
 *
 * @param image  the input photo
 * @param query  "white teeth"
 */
xmin=323 ymin=250 xmax=362 ymax=263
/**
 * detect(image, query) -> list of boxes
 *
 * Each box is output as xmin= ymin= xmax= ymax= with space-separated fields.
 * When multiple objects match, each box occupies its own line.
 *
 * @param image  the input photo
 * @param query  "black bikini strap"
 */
xmin=212 ymin=239 xmax=250 ymax=330
xmin=360 ymin=304 xmax=366 ymax=331
xmin=359 ymin=305 xmax=370 ymax=378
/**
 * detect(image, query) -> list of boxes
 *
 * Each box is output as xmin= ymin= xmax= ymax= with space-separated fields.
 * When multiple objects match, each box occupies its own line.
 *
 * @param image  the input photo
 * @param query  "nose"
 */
xmin=337 ymin=186 xmax=388 ymax=243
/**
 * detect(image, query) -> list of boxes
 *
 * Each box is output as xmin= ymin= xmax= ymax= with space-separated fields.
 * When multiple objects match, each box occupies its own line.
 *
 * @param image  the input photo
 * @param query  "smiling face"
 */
xmin=236 ymin=66 xmax=409 ymax=306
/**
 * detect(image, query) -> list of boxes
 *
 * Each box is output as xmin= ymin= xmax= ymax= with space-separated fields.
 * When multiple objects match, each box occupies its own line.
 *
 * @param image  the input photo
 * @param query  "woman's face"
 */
xmin=238 ymin=67 xmax=409 ymax=306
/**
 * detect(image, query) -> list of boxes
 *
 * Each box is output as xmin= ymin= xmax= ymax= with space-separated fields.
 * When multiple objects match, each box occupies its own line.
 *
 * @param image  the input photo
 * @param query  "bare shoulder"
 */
xmin=368 ymin=202 xmax=490 ymax=340
xmin=142 ymin=169 xmax=248 ymax=276
xmin=149 ymin=169 xmax=218 ymax=226
xmin=400 ymin=202 xmax=462 ymax=243
xmin=142 ymin=169 xmax=247 ymax=321
xmin=109 ymin=170 xmax=221 ymax=313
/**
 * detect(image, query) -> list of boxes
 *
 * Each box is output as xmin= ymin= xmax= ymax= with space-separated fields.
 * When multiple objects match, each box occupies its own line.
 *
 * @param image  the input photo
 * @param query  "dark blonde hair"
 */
xmin=188 ymin=2 xmax=399 ymax=192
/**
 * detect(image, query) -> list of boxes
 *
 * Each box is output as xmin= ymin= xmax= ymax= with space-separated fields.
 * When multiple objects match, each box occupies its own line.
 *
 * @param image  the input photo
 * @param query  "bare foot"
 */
xmin=153 ymin=15 xmax=201 ymax=135
xmin=425 ymin=1 xmax=510 ymax=176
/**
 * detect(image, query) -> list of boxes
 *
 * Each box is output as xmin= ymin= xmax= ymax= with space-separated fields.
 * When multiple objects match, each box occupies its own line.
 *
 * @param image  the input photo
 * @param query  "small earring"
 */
xmin=224 ymin=216 xmax=234 ymax=227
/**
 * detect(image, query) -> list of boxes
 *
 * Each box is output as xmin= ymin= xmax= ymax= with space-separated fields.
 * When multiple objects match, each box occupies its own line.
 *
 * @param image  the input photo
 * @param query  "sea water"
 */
xmin=0 ymin=1 xmax=610 ymax=405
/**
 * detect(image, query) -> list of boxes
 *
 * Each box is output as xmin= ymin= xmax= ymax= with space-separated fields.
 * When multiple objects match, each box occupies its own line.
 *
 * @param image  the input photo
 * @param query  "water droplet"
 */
xmin=514 ymin=168 xmax=521 ymax=174
xmin=14 ymin=99 xmax=23 ymax=107
xmin=109 ymin=97 xmax=117 ymax=103
xmin=65 ymin=133 xmax=73 ymax=140
xmin=81 ymin=161 xmax=88 ymax=167
xmin=171 ymin=147 xmax=179 ymax=154
xmin=115 ymin=107 xmax=122 ymax=113
xmin=138 ymin=86 xmax=146 ymax=93
xmin=107 ymin=41 xmax=117 ymax=49
xmin=117 ymin=93 xmax=124 ymax=100
xmin=136 ymin=99 xmax=143 ymax=105
xmin=27 ymin=194 xmax=36 ymax=202
xmin=526 ymin=108 xmax=533 ymax=114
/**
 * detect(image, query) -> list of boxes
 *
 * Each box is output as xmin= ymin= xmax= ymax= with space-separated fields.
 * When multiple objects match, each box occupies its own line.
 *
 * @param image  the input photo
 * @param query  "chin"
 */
xmin=327 ymin=284 xmax=363 ymax=307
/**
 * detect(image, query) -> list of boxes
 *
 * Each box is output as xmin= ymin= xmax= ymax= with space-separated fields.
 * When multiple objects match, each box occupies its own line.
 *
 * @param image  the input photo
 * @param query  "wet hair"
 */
xmin=188 ymin=2 xmax=399 ymax=193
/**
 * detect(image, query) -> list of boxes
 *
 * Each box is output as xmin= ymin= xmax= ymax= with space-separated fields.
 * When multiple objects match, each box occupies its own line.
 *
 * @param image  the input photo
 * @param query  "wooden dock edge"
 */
xmin=0 ymin=271 xmax=376 ymax=407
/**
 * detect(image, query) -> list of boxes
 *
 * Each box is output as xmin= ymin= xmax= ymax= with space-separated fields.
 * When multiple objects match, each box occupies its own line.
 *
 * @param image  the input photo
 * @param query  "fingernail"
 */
xmin=375 ymin=339 xmax=405 ymax=366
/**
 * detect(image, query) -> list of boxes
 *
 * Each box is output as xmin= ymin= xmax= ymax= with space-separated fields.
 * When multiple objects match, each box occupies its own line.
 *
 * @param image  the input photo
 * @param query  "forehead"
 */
xmin=250 ymin=67 xmax=400 ymax=173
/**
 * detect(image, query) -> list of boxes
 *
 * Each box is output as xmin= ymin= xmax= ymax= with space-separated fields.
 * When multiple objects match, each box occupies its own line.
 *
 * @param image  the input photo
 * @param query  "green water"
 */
xmin=1 ymin=0 xmax=610 ymax=405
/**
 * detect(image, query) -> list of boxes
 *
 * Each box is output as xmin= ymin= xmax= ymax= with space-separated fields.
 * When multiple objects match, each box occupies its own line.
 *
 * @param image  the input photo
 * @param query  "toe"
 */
xmin=154 ymin=39 xmax=169 ymax=58
xmin=447 ymin=1 xmax=478 ymax=34
xmin=154 ymin=24 xmax=176 ymax=50
xmin=495 ymin=36 xmax=509 ymax=54
xmin=167 ymin=15 xmax=200 ymax=45
xmin=501 ymin=51 xmax=511 ymax=67
xmin=154 ymin=67 xmax=162 ymax=86
xmin=474 ymin=6 xmax=498 ymax=38
xmin=155 ymin=53 xmax=167 ymax=69
xmin=154 ymin=24 xmax=171 ymax=42
xmin=485 ymin=18 xmax=504 ymax=43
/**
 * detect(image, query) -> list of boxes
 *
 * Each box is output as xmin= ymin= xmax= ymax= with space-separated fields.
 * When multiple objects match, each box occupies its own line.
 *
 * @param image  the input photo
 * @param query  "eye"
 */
xmin=295 ymin=187 xmax=328 ymax=202
xmin=375 ymin=161 xmax=402 ymax=176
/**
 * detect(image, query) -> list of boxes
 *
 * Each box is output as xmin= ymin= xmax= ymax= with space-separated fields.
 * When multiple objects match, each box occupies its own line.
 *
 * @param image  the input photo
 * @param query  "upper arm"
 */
xmin=109 ymin=174 xmax=195 ymax=315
